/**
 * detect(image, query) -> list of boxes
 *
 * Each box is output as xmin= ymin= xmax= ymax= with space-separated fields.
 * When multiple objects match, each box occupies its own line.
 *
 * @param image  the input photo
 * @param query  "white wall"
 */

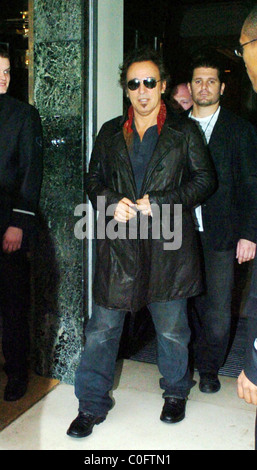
xmin=87 ymin=1 xmax=124 ymax=318
xmin=97 ymin=0 xmax=124 ymax=131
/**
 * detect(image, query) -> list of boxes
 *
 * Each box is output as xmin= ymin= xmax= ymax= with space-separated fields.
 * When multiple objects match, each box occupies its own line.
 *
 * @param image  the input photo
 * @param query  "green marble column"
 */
xmin=31 ymin=0 xmax=87 ymax=383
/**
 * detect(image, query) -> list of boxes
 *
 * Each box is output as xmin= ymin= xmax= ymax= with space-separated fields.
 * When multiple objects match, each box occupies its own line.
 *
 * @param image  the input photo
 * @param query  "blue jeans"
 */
xmin=75 ymin=299 xmax=193 ymax=416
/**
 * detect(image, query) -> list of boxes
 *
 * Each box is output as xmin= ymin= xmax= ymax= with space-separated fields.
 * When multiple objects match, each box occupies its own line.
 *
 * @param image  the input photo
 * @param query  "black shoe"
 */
xmin=67 ymin=412 xmax=106 ymax=438
xmin=160 ymin=397 xmax=186 ymax=424
xmin=4 ymin=377 xmax=28 ymax=401
xmin=199 ymin=373 xmax=221 ymax=393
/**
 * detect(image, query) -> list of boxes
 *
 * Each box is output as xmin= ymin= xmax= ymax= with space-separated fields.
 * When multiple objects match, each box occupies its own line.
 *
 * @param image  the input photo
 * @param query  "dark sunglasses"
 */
xmin=127 ymin=77 xmax=161 ymax=91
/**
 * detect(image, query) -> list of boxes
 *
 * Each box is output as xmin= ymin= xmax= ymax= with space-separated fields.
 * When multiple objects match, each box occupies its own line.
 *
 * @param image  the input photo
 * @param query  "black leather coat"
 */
xmin=86 ymin=110 xmax=217 ymax=312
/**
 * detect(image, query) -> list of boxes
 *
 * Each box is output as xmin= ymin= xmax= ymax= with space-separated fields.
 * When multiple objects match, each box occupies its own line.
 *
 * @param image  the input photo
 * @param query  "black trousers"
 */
xmin=0 ymin=249 xmax=30 ymax=379
xmin=193 ymin=242 xmax=235 ymax=375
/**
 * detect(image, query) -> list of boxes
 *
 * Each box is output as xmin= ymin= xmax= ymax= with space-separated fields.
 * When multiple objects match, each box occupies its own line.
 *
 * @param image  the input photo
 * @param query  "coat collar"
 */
xmin=123 ymin=100 xmax=167 ymax=137
xmin=186 ymin=105 xmax=227 ymax=147
xmin=106 ymin=103 xmax=187 ymax=177
xmin=109 ymin=103 xmax=185 ymax=159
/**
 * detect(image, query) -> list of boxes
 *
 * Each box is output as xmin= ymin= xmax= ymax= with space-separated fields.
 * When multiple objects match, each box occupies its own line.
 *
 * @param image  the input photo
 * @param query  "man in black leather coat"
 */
xmin=0 ymin=48 xmax=43 ymax=401
xmin=67 ymin=47 xmax=216 ymax=438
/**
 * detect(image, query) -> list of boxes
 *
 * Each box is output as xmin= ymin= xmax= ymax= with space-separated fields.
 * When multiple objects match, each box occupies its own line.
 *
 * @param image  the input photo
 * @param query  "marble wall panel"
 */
xmin=31 ymin=0 xmax=87 ymax=383
xmin=31 ymin=114 xmax=85 ymax=383
xmin=34 ymin=0 xmax=82 ymax=42
xmin=34 ymin=41 xmax=82 ymax=118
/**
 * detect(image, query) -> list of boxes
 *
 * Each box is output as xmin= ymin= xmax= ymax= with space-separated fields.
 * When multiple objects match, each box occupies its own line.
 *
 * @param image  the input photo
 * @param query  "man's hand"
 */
xmin=236 ymin=239 xmax=256 ymax=264
xmin=2 ymin=226 xmax=23 ymax=253
xmin=237 ymin=370 xmax=257 ymax=405
xmin=114 ymin=197 xmax=137 ymax=223
xmin=136 ymin=194 xmax=152 ymax=216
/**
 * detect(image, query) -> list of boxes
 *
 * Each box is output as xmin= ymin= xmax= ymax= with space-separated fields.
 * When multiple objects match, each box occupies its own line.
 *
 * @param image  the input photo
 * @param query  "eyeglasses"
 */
xmin=234 ymin=38 xmax=257 ymax=57
xmin=127 ymin=77 xmax=161 ymax=91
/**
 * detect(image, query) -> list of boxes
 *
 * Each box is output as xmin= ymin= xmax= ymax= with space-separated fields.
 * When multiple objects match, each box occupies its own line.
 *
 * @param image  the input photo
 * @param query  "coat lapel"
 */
xmin=106 ymin=112 xmax=184 ymax=197
xmin=209 ymin=107 xmax=228 ymax=147
xmin=208 ymin=108 xmax=229 ymax=167
xmin=140 ymin=124 xmax=180 ymax=194
xmin=106 ymin=127 xmax=138 ymax=198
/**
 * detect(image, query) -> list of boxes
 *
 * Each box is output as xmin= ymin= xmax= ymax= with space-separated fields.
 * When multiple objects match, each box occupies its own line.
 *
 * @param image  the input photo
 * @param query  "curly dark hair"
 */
xmin=119 ymin=46 xmax=169 ymax=93
xmin=0 ymin=48 xmax=10 ymax=60
xmin=188 ymin=47 xmax=226 ymax=84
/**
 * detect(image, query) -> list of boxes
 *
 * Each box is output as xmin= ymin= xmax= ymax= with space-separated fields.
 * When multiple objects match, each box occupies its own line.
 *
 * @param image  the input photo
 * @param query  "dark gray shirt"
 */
xmin=129 ymin=122 xmax=158 ymax=197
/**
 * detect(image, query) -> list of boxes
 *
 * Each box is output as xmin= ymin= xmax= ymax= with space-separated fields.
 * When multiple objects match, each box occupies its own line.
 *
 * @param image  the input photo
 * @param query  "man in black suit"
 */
xmin=0 ymin=48 xmax=43 ymax=401
xmin=236 ymin=6 xmax=257 ymax=449
xmin=187 ymin=50 xmax=257 ymax=395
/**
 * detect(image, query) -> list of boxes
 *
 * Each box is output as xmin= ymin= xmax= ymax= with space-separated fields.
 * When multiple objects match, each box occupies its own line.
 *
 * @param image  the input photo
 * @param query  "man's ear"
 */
xmin=161 ymin=80 xmax=167 ymax=94
xmin=220 ymin=83 xmax=225 ymax=95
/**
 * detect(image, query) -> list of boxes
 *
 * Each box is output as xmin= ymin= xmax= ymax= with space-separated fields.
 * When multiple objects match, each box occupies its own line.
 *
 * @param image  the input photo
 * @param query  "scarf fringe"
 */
xmin=123 ymin=100 xmax=167 ymax=144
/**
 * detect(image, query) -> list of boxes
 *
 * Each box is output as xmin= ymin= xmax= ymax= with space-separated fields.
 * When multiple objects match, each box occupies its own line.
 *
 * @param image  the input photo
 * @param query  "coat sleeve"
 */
xmin=85 ymin=123 xmax=127 ymax=212
xmin=242 ymin=256 xmax=257 ymax=385
xmin=148 ymin=121 xmax=217 ymax=211
xmin=232 ymin=121 xmax=257 ymax=243
xmin=10 ymin=105 xmax=43 ymax=232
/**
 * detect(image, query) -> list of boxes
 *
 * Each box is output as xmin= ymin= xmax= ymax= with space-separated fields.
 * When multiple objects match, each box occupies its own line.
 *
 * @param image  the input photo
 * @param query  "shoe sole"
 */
xmin=160 ymin=413 xmax=185 ymax=424
xmin=67 ymin=417 xmax=105 ymax=438
xmin=199 ymin=384 xmax=221 ymax=394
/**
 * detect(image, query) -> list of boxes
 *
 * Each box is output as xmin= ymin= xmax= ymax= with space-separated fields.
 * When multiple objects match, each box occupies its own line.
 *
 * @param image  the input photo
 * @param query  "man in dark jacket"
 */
xmin=0 ymin=48 xmax=43 ymax=401
xmin=67 ymin=47 xmax=216 ymax=438
xmin=236 ymin=5 xmax=257 ymax=450
xmin=187 ymin=50 xmax=257 ymax=396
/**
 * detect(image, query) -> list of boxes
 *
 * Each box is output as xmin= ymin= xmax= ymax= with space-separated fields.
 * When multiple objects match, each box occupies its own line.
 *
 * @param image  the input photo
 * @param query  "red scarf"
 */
xmin=123 ymin=100 xmax=167 ymax=137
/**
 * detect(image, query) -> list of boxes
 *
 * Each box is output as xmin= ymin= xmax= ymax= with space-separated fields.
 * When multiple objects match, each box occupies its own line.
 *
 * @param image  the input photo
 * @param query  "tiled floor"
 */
xmin=0 ymin=359 xmax=256 ymax=450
